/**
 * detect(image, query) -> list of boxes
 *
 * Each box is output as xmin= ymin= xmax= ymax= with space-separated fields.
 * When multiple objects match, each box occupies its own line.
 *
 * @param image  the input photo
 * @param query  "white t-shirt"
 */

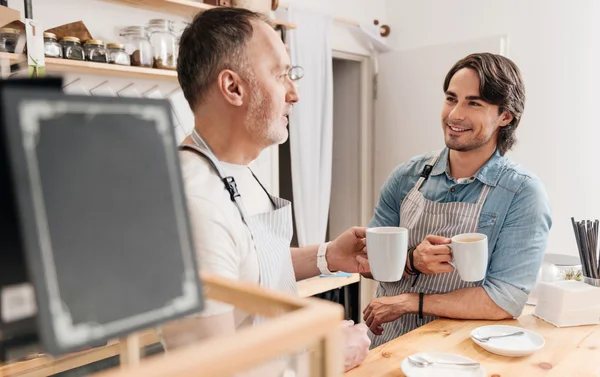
xmin=179 ymin=150 xmax=274 ymax=328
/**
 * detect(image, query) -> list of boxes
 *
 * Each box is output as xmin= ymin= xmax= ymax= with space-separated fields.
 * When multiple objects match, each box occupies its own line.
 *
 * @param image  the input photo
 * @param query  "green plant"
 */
xmin=562 ymin=268 xmax=583 ymax=281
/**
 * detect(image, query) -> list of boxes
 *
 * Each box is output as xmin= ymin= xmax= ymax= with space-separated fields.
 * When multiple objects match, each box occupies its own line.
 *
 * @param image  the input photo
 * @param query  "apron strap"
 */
xmin=413 ymin=152 xmax=441 ymax=191
xmin=248 ymin=169 xmax=277 ymax=208
xmin=476 ymin=184 xmax=492 ymax=205
xmin=179 ymin=139 xmax=250 ymax=222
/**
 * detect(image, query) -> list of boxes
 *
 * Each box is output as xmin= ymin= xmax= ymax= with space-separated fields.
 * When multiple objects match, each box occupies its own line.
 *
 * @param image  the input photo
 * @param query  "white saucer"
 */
xmin=470 ymin=325 xmax=545 ymax=357
xmin=400 ymin=352 xmax=486 ymax=377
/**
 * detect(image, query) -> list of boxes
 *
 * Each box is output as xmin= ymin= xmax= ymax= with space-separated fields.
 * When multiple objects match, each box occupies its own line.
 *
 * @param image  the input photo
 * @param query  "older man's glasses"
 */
xmin=288 ymin=66 xmax=304 ymax=81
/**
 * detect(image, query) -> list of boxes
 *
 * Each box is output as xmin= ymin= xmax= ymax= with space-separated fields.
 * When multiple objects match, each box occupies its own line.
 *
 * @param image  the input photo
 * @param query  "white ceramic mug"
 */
xmin=366 ymin=227 xmax=408 ymax=282
xmin=448 ymin=233 xmax=488 ymax=282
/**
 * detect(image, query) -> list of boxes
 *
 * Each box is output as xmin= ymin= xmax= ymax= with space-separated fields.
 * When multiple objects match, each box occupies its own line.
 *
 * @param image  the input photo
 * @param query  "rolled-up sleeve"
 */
xmin=483 ymin=176 xmax=552 ymax=318
xmin=369 ymin=166 xmax=403 ymax=228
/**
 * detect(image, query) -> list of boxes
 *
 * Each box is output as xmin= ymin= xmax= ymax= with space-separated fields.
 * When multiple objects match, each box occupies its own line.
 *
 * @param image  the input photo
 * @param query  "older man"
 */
xmin=363 ymin=53 xmax=552 ymax=348
xmin=160 ymin=7 xmax=371 ymax=373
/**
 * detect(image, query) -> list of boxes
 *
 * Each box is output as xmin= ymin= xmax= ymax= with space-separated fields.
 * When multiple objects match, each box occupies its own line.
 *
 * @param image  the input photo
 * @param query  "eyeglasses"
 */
xmin=288 ymin=65 xmax=304 ymax=81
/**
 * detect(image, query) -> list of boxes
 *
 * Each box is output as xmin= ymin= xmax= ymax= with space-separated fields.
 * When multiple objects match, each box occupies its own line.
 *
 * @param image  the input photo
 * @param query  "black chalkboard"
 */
xmin=0 ymin=89 xmax=203 ymax=356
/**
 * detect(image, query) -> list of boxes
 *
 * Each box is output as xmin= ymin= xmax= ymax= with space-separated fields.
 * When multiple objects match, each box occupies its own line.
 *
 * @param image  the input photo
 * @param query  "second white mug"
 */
xmin=448 ymin=233 xmax=488 ymax=282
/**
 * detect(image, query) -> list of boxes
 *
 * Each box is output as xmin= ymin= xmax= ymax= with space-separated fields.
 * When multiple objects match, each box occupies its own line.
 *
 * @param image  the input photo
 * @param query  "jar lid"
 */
xmin=0 ymin=28 xmax=20 ymax=34
xmin=121 ymin=25 xmax=145 ymax=32
xmin=146 ymin=19 xmax=174 ymax=31
xmin=61 ymin=36 xmax=81 ymax=43
xmin=44 ymin=32 xmax=57 ymax=39
xmin=107 ymin=43 xmax=125 ymax=49
xmin=85 ymin=39 xmax=105 ymax=46
xmin=120 ymin=25 xmax=148 ymax=37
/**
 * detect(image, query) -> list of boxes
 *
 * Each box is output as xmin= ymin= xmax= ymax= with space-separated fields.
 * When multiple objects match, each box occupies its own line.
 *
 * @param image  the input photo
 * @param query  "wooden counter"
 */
xmin=296 ymin=274 xmax=360 ymax=298
xmin=345 ymin=306 xmax=600 ymax=377
xmin=0 ymin=276 xmax=357 ymax=377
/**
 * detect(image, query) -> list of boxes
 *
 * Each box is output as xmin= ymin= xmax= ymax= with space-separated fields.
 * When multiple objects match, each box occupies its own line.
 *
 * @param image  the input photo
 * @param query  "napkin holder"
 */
xmin=534 ymin=280 xmax=600 ymax=327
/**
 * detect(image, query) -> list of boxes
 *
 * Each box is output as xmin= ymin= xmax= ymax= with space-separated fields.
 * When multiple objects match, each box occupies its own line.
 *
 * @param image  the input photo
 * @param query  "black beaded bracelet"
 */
xmin=408 ymin=247 xmax=422 ymax=275
xmin=418 ymin=292 xmax=425 ymax=325
xmin=404 ymin=255 xmax=418 ymax=276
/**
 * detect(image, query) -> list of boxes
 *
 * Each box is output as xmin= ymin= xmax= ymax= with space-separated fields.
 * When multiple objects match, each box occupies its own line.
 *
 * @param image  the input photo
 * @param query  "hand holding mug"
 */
xmin=412 ymin=233 xmax=488 ymax=282
xmin=411 ymin=235 xmax=454 ymax=275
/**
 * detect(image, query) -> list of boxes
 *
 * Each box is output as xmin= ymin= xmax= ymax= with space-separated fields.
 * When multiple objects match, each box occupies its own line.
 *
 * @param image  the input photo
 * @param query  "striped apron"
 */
xmin=370 ymin=151 xmax=492 ymax=348
xmin=183 ymin=130 xmax=298 ymax=321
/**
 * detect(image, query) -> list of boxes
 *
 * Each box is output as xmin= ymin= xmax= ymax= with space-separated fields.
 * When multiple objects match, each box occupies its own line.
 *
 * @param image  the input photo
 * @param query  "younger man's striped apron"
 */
xmin=370 ymin=152 xmax=492 ymax=348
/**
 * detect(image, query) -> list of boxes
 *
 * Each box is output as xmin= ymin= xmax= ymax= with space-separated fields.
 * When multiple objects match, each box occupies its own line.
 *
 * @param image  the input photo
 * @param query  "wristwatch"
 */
xmin=317 ymin=242 xmax=335 ymax=275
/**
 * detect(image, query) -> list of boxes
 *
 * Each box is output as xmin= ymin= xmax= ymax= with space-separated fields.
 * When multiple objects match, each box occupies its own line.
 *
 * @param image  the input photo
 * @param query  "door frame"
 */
xmin=332 ymin=50 xmax=374 ymax=228
xmin=332 ymin=50 xmax=376 ymax=318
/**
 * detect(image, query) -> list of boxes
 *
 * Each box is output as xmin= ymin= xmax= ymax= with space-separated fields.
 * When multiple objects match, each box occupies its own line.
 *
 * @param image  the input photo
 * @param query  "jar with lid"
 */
xmin=146 ymin=19 xmax=177 ymax=70
xmin=0 ymin=28 xmax=22 ymax=53
xmin=60 ymin=36 xmax=85 ymax=60
xmin=43 ymin=32 xmax=62 ymax=58
xmin=84 ymin=40 xmax=108 ymax=63
xmin=119 ymin=26 xmax=153 ymax=67
xmin=107 ymin=43 xmax=130 ymax=66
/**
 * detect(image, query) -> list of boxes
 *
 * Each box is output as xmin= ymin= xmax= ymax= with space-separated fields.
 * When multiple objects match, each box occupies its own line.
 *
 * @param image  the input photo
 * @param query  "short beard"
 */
xmin=443 ymin=118 xmax=494 ymax=152
xmin=244 ymin=71 xmax=287 ymax=146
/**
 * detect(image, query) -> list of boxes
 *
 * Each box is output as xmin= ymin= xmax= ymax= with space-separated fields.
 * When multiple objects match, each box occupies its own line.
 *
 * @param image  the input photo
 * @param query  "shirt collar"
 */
xmin=430 ymin=147 xmax=505 ymax=187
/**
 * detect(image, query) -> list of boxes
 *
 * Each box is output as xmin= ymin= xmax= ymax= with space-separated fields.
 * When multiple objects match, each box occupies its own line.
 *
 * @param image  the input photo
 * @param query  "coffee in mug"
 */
xmin=448 ymin=233 xmax=488 ymax=282
xmin=458 ymin=237 xmax=484 ymax=243
xmin=366 ymin=227 xmax=408 ymax=282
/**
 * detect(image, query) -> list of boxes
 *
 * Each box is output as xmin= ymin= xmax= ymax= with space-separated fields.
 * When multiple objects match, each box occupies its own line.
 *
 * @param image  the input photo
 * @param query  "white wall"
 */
xmin=384 ymin=0 xmax=600 ymax=257
xmin=284 ymin=0 xmax=388 ymax=55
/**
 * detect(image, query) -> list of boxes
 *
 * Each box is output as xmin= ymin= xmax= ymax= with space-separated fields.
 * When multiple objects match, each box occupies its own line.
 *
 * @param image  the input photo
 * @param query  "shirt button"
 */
xmin=450 ymin=187 xmax=455 ymax=192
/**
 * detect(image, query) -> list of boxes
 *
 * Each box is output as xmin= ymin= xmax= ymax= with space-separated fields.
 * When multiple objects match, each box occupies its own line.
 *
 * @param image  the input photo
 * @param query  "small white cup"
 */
xmin=448 ymin=233 xmax=488 ymax=282
xmin=366 ymin=227 xmax=408 ymax=282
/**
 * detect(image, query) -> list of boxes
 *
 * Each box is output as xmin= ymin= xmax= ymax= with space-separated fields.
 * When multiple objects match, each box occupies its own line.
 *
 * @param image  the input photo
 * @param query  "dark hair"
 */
xmin=443 ymin=53 xmax=526 ymax=155
xmin=177 ymin=8 xmax=271 ymax=110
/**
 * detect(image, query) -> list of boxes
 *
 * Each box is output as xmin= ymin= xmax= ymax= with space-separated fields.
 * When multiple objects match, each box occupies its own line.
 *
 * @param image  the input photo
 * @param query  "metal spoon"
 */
xmin=408 ymin=355 xmax=480 ymax=368
xmin=472 ymin=330 xmax=525 ymax=342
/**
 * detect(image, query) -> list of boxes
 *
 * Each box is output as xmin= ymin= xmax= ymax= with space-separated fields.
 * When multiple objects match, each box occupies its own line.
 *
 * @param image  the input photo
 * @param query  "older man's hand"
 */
xmin=327 ymin=227 xmax=370 ymax=274
xmin=341 ymin=320 xmax=371 ymax=372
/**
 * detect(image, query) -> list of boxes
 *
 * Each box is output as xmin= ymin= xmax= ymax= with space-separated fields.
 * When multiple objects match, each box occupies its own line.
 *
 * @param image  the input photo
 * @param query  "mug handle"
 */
xmin=447 ymin=242 xmax=456 ymax=268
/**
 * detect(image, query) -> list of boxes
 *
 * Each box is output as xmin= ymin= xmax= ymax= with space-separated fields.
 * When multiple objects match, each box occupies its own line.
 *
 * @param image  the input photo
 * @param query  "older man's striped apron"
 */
xmin=184 ymin=130 xmax=298 ymax=307
xmin=369 ymin=152 xmax=492 ymax=348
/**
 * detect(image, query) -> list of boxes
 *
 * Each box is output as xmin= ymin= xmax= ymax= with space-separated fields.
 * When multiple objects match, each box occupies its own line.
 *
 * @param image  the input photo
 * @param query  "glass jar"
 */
xmin=60 ymin=36 xmax=85 ymax=61
xmin=146 ymin=19 xmax=177 ymax=70
xmin=107 ymin=43 xmax=130 ymax=66
xmin=0 ymin=28 xmax=22 ymax=53
xmin=119 ymin=26 xmax=153 ymax=68
xmin=43 ymin=32 xmax=62 ymax=58
xmin=84 ymin=39 xmax=108 ymax=63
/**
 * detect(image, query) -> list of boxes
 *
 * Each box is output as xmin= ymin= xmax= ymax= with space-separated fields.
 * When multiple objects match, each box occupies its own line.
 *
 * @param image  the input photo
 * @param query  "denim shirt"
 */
xmin=370 ymin=148 xmax=552 ymax=317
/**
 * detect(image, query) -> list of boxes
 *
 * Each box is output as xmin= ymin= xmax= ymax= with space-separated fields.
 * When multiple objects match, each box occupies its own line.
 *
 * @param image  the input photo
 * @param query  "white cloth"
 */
xmin=281 ymin=6 xmax=334 ymax=247
xmin=357 ymin=23 xmax=392 ymax=54
xmin=179 ymin=151 xmax=273 ymax=328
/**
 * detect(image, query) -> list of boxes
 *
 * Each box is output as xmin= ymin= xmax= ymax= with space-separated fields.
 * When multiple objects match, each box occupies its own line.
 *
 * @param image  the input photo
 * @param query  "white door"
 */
xmin=373 ymin=36 xmax=507 ymax=197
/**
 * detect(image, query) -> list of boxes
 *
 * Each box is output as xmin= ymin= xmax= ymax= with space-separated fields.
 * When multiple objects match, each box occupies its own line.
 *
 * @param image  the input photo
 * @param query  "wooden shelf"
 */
xmin=0 ymin=52 xmax=178 ymax=82
xmin=0 ymin=51 xmax=23 ymax=64
xmin=101 ymin=0 xmax=296 ymax=29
